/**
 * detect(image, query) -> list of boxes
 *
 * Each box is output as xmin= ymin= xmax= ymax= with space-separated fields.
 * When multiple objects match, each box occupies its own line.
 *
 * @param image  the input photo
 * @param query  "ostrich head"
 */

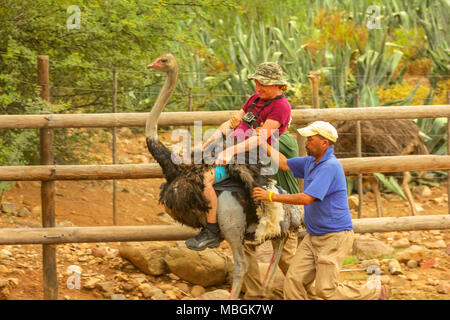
xmin=147 ymin=53 xmax=178 ymax=74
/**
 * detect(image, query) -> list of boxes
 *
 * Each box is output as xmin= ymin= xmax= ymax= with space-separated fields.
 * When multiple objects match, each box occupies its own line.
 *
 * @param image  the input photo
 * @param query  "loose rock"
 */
xmin=406 ymin=260 xmax=418 ymax=269
xmin=139 ymin=284 xmax=162 ymax=299
xmin=388 ymin=259 xmax=403 ymax=275
xmin=190 ymin=285 xmax=206 ymax=298
xmin=174 ymin=282 xmax=190 ymax=294
xmin=159 ymin=284 xmax=174 ymax=291
xmin=420 ymin=259 xmax=436 ymax=270
xmin=395 ymin=245 xmax=425 ymax=263
xmin=436 ymin=281 xmax=450 ymax=294
xmin=198 ymin=289 xmax=230 ymax=300
xmin=165 ymin=289 xmax=178 ymax=300
xmin=119 ymin=242 xmax=170 ymax=276
xmin=390 ymin=277 xmax=409 ymax=288
xmin=83 ymin=278 xmax=101 ymax=290
xmin=164 ymin=242 xmax=233 ymax=287
xmin=7 ymin=278 xmax=19 ymax=287
xmin=380 ymin=275 xmax=391 ymax=285
xmin=1 ymin=203 xmax=16 ymax=214
xmin=0 ymin=249 xmax=12 ymax=257
xmin=0 ymin=287 xmax=10 ymax=300
xmin=0 ymin=279 xmax=8 ymax=288
xmin=413 ymin=185 xmax=432 ymax=197
xmin=151 ymin=291 xmax=169 ymax=300
xmin=392 ymin=238 xmax=410 ymax=249
xmin=352 ymin=236 xmax=394 ymax=259
xmin=361 ymin=259 xmax=380 ymax=269
xmin=408 ymin=232 xmax=422 ymax=244
xmin=96 ymin=281 xmax=114 ymax=294
xmin=406 ymin=273 xmax=419 ymax=281
xmin=119 ymin=127 xmax=134 ymax=139
xmin=92 ymin=247 xmax=107 ymax=258
xmin=121 ymin=282 xmax=136 ymax=292
xmin=16 ymin=207 xmax=30 ymax=217
xmin=423 ymin=240 xmax=447 ymax=249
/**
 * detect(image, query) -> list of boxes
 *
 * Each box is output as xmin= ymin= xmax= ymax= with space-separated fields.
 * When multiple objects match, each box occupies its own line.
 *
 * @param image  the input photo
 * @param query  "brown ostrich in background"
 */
xmin=334 ymin=119 xmax=429 ymax=216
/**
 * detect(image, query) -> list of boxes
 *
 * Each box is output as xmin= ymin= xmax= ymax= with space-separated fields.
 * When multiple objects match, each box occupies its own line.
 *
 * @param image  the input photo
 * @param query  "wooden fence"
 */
xmin=0 ymin=56 xmax=449 ymax=300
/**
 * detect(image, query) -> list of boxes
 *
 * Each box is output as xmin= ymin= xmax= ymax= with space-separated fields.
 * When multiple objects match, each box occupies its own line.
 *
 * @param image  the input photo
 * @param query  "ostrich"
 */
xmin=334 ymin=120 xmax=429 ymax=217
xmin=144 ymin=53 xmax=302 ymax=299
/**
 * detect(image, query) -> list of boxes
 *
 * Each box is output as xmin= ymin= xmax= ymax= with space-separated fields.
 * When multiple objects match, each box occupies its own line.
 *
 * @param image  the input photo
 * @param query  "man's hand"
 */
xmin=229 ymin=114 xmax=242 ymax=129
xmin=252 ymin=187 xmax=271 ymax=201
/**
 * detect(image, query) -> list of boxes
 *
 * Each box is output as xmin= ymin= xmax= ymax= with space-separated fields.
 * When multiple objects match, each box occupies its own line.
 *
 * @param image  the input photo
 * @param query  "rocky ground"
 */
xmin=0 ymin=128 xmax=449 ymax=300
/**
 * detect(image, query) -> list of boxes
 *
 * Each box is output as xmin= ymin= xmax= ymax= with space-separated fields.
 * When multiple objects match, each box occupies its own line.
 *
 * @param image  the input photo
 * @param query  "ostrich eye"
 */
xmin=160 ymin=59 xmax=168 ymax=63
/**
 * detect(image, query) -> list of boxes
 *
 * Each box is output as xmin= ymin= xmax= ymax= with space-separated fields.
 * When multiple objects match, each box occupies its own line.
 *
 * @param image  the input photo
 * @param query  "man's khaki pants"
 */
xmin=284 ymin=230 xmax=380 ymax=300
xmin=242 ymin=230 xmax=298 ymax=298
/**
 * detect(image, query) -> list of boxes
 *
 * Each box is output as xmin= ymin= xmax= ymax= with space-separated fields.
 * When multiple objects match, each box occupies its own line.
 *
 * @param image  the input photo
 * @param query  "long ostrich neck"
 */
xmin=145 ymin=68 xmax=178 ymax=139
xmin=145 ymin=67 xmax=180 ymax=183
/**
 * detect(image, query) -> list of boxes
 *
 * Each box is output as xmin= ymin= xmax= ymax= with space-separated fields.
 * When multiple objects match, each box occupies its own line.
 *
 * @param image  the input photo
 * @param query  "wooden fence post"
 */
xmin=308 ymin=71 xmax=320 ymax=109
xmin=296 ymin=72 xmax=320 ymax=191
xmin=355 ymin=91 xmax=364 ymax=218
xmin=295 ymin=104 xmax=308 ymax=192
xmin=38 ymin=55 xmax=58 ymax=300
xmin=112 ymin=69 xmax=118 ymax=225
xmin=296 ymin=133 xmax=306 ymax=192
xmin=188 ymin=87 xmax=193 ymax=137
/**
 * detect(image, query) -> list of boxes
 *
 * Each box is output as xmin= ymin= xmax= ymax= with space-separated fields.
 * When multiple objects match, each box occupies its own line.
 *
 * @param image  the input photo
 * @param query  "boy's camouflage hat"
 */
xmin=248 ymin=62 xmax=290 ymax=86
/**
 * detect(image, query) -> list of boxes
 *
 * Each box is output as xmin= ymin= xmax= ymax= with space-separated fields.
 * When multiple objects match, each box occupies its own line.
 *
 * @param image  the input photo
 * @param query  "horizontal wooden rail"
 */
xmin=0 ymin=105 xmax=449 ymax=129
xmin=340 ymin=155 xmax=450 ymax=175
xmin=0 ymin=215 xmax=448 ymax=245
xmin=0 ymin=225 xmax=198 ymax=245
xmin=292 ymin=105 xmax=450 ymax=124
xmin=351 ymin=214 xmax=450 ymax=233
xmin=0 ymin=155 xmax=449 ymax=181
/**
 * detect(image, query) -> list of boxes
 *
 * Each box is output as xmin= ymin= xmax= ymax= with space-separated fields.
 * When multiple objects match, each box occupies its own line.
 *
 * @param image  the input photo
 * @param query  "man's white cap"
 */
xmin=297 ymin=121 xmax=338 ymax=142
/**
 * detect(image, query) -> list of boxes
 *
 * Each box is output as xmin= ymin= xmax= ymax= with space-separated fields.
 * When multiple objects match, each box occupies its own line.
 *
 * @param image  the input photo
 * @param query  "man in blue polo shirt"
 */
xmin=253 ymin=121 xmax=388 ymax=300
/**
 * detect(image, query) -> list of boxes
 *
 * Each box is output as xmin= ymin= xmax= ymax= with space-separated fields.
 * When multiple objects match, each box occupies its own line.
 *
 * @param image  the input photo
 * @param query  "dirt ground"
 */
xmin=0 ymin=130 xmax=449 ymax=300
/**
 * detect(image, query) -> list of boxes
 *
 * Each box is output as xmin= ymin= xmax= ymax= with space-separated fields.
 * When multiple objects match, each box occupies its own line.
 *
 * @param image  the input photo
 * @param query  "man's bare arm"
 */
xmin=264 ymin=143 xmax=290 ymax=171
xmin=202 ymin=110 xmax=245 ymax=150
xmin=253 ymin=187 xmax=315 ymax=205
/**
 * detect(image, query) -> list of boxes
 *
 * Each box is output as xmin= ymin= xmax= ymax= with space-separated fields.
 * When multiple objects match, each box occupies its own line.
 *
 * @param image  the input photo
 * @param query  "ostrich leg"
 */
xmin=370 ymin=176 xmax=384 ymax=217
xmin=259 ymin=237 xmax=287 ymax=297
xmin=402 ymin=171 xmax=417 ymax=216
xmin=217 ymin=191 xmax=248 ymax=300
xmin=227 ymin=239 xmax=248 ymax=300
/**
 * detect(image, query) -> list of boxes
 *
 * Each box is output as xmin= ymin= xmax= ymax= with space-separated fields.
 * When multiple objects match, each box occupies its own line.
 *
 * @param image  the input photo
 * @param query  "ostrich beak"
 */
xmin=147 ymin=61 xmax=164 ymax=69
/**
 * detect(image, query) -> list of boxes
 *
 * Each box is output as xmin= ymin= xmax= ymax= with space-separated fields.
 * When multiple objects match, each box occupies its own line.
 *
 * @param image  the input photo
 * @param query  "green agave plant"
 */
xmin=374 ymin=173 xmax=407 ymax=200
xmin=416 ymin=117 xmax=448 ymax=155
xmin=416 ymin=0 xmax=450 ymax=75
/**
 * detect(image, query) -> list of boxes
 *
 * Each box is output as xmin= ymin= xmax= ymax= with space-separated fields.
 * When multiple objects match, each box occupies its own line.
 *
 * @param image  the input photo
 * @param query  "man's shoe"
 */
xmin=185 ymin=227 xmax=221 ymax=251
